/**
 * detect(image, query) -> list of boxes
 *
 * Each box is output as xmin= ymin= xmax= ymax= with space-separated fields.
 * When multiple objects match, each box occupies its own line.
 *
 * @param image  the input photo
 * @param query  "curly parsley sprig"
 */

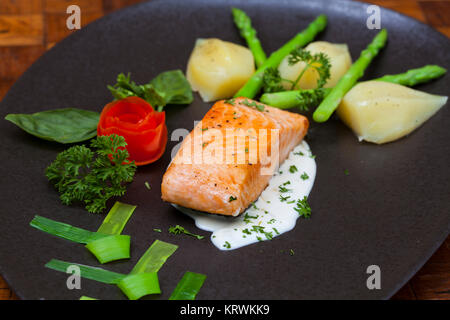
xmin=288 ymin=48 xmax=331 ymax=89
xmin=261 ymin=48 xmax=331 ymax=112
xmin=259 ymin=87 xmax=332 ymax=111
xmin=45 ymin=134 xmax=137 ymax=214
xmin=296 ymin=88 xmax=328 ymax=112
xmin=262 ymin=48 xmax=331 ymax=94
xmin=262 ymin=68 xmax=286 ymax=93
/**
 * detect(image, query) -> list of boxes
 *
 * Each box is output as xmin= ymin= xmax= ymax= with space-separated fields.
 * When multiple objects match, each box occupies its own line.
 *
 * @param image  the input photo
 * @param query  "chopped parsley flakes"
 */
xmin=294 ymin=196 xmax=311 ymax=218
xmin=243 ymin=212 xmax=258 ymax=223
xmin=300 ymin=172 xmax=309 ymax=180
xmin=241 ymin=99 xmax=265 ymax=112
xmin=278 ymin=185 xmax=291 ymax=193
xmin=168 ymin=225 xmax=204 ymax=240
xmin=224 ymin=98 xmax=235 ymax=106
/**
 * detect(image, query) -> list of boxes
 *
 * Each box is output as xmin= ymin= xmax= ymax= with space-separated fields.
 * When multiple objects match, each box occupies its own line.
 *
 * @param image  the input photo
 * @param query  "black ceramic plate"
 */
xmin=0 ymin=0 xmax=449 ymax=300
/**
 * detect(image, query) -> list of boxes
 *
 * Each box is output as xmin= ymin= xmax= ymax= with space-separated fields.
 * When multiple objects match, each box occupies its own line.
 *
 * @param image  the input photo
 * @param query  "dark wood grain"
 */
xmin=0 ymin=0 xmax=448 ymax=300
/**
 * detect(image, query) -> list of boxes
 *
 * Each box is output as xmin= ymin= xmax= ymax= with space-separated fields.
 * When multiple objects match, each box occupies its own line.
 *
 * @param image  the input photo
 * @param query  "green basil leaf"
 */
xmin=5 ymin=108 xmax=100 ymax=144
xmin=150 ymin=70 xmax=193 ymax=105
xmin=107 ymin=70 xmax=193 ymax=112
xmin=142 ymin=84 xmax=167 ymax=109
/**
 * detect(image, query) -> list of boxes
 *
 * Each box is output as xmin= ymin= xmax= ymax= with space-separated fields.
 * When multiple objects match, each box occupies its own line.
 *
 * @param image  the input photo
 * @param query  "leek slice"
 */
xmin=169 ymin=271 xmax=206 ymax=300
xmin=30 ymin=215 xmax=106 ymax=244
xmin=46 ymin=239 xmax=178 ymax=300
xmin=97 ymin=202 xmax=136 ymax=235
xmin=130 ymin=240 xmax=178 ymax=274
xmin=116 ymin=240 xmax=177 ymax=299
xmin=30 ymin=201 xmax=137 ymax=264
xmin=85 ymin=235 xmax=131 ymax=264
xmin=80 ymin=296 xmax=98 ymax=300
xmin=45 ymin=259 xmax=126 ymax=284
xmin=46 ymin=259 xmax=162 ymax=300
xmin=117 ymin=273 xmax=161 ymax=300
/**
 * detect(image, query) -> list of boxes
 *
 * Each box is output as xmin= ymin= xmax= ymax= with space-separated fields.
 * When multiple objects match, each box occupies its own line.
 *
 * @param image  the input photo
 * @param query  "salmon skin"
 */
xmin=161 ymin=97 xmax=309 ymax=216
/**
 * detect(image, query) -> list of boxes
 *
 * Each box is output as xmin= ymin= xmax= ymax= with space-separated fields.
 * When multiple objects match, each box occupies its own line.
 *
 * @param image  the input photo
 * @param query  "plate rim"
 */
xmin=0 ymin=0 xmax=448 ymax=300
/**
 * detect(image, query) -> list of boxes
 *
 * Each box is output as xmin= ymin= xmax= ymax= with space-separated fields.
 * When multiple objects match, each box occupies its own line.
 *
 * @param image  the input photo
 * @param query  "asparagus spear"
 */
xmin=260 ymin=88 xmax=332 ymax=109
xmin=260 ymin=64 xmax=446 ymax=109
xmin=232 ymin=8 xmax=267 ymax=68
xmin=234 ymin=14 xmax=327 ymax=99
xmin=374 ymin=64 xmax=446 ymax=86
xmin=312 ymin=29 xmax=388 ymax=123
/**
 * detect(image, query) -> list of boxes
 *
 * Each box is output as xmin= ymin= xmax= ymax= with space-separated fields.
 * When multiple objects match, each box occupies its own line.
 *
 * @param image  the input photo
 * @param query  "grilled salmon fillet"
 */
xmin=161 ymin=97 xmax=309 ymax=216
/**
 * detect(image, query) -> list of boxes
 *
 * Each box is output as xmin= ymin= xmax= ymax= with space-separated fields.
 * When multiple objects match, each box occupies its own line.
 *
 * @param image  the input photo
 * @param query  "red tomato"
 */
xmin=97 ymin=96 xmax=168 ymax=165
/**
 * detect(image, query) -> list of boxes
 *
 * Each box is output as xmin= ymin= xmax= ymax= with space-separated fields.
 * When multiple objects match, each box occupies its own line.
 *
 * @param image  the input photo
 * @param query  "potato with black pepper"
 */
xmin=186 ymin=38 xmax=255 ymax=102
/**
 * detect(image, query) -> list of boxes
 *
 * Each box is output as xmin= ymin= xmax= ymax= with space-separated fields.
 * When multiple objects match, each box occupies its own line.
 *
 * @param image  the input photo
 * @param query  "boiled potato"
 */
xmin=278 ymin=41 xmax=352 ymax=90
xmin=337 ymin=81 xmax=448 ymax=144
xmin=186 ymin=38 xmax=255 ymax=102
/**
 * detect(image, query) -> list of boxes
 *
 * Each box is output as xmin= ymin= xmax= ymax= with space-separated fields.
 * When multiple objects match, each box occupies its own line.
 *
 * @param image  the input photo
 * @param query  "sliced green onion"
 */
xmin=97 ymin=202 xmax=136 ymax=235
xmin=45 ymin=259 xmax=126 ymax=284
xmin=130 ymin=240 xmax=178 ymax=274
xmin=117 ymin=273 xmax=161 ymax=300
xmin=80 ymin=296 xmax=98 ymax=300
xmin=30 ymin=215 xmax=106 ymax=244
xmin=85 ymin=235 xmax=131 ymax=264
xmin=169 ymin=271 xmax=207 ymax=300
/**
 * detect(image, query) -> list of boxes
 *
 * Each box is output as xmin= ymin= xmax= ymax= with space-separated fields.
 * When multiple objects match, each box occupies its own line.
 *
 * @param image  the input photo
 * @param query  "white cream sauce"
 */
xmin=172 ymin=141 xmax=316 ymax=250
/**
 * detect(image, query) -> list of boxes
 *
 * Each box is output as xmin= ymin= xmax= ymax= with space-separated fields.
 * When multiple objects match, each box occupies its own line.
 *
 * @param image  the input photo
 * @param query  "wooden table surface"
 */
xmin=0 ymin=0 xmax=449 ymax=300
